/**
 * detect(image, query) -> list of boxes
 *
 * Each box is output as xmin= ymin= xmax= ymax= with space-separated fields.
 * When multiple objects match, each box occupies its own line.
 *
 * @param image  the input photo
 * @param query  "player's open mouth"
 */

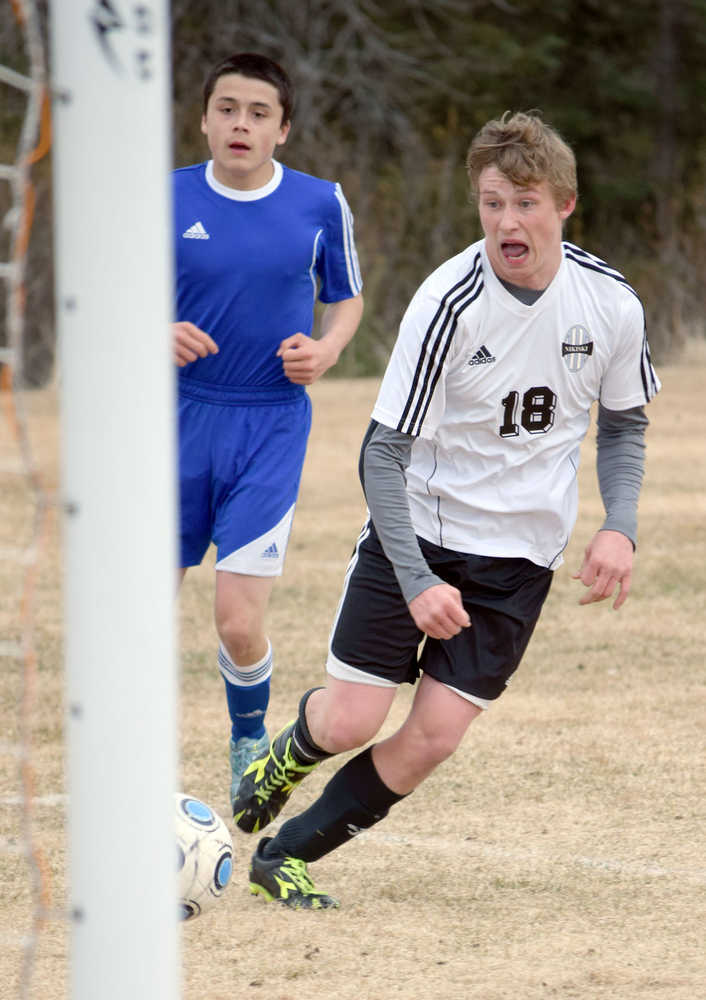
xmin=229 ymin=142 xmax=250 ymax=151
xmin=502 ymin=242 xmax=528 ymax=260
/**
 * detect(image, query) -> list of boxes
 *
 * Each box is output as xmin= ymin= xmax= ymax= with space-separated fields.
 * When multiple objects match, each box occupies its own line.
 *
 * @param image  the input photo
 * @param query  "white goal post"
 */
xmin=49 ymin=3 xmax=178 ymax=998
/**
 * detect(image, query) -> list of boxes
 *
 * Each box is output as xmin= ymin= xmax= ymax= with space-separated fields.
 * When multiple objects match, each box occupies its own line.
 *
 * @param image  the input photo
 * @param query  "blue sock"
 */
xmin=218 ymin=641 xmax=272 ymax=742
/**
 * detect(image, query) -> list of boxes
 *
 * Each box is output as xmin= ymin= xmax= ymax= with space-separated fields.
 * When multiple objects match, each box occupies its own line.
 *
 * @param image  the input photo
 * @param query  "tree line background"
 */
xmin=2 ymin=0 xmax=705 ymax=383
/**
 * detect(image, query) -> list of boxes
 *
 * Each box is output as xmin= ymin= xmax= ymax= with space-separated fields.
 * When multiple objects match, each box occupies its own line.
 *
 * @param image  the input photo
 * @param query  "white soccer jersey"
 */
xmin=371 ymin=239 xmax=660 ymax=569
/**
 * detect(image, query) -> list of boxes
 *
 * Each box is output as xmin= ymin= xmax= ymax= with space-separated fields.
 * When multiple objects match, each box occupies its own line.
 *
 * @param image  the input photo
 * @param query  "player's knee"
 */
xmin=406 ymin=723 xmax=460 ymax=769
xmin=315 ymin=704 xmax=377 ymax=755
xmin=216 ymin=612 xmax=261 ymax=665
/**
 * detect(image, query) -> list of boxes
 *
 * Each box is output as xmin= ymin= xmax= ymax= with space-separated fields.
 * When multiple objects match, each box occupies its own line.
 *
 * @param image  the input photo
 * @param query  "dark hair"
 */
xmin=202 ymin=53 xmax=294 ymax=124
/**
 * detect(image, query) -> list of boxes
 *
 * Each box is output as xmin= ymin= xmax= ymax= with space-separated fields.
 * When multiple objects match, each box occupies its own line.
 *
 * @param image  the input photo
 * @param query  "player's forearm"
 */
xmin=318 ymin=294 xmax=364 ymax=364
xmin=596 ymin=404 xmax=648 ymax=546
xmin=361 ymin=421 xmax=442 ymax=604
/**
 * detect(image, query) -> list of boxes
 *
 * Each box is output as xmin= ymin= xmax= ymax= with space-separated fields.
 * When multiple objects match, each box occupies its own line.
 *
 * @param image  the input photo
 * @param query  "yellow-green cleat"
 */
xmin=249 ymin=837 xmax=339 ymax=910
xmin=232 ymin=720 xmax=320 ymax=832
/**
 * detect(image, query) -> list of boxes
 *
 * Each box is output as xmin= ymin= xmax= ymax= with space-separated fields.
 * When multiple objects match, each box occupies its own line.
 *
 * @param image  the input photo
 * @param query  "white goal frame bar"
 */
xmin=49 ymin=4 xmax=178 ymax=998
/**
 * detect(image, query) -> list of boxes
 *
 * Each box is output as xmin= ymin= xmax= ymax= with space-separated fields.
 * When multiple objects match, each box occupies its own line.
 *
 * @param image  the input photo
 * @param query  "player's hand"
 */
xmin=277 ymin=332 xmax=339 ymax=385
xmin=172 ymin=322 xmax=219 ymax=367
xmin=572 ymin=529 xmax=634 ymax=610
xmin=408 ymin=583 xmax=471 ymax=640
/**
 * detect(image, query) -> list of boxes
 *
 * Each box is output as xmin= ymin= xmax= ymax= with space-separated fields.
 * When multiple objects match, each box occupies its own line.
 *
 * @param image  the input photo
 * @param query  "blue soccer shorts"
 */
xmin=177 ymin=382 xmax=312 ymax=574
xmin=326 ymin=520 xmax=553 ymax=708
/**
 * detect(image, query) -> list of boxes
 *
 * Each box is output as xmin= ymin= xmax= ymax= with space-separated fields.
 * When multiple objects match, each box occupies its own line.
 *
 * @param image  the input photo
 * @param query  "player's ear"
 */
xmin=559 ymin=194 xmax=577 ymax=222
xmin=276 ymin=120 xmax=291 ymax=146
xmin=200 ymin=115 xmax=208 ymax=136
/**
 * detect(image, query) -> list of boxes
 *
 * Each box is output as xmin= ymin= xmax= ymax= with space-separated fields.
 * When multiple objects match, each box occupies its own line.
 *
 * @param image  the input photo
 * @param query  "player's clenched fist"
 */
xmin=408 ymin=583 xmax=471 ymax=640
xmin=276 ymin=332 xmax=338 ymax=385
xmin=172 ymin=321 xmax=219 ymax=367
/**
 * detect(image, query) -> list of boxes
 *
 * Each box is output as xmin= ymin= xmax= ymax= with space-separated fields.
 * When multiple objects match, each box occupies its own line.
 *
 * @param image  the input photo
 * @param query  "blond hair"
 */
xmin=466 ymin=111 xmax=577 ymax=206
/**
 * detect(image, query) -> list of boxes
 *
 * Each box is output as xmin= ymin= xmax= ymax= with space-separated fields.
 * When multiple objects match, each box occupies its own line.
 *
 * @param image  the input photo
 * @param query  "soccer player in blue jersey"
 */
xmin=171 ymin=53 xmax=363 ymax=810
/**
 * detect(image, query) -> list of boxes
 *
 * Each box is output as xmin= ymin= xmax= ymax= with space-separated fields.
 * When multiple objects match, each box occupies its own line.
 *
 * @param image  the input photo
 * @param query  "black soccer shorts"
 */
xmin=328 ymin=520 xmax=553 ymax=704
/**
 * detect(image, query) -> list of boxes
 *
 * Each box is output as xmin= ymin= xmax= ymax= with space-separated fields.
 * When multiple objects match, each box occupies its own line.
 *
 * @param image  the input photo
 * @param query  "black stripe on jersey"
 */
xmin=398 ymin=253 xmax=484 ymax=437
xmin=640 ymin=329 xmax=660 ymax=400
xmin=563 ymin=241 xmax=658 ymax=403
xmin=563 ymin=242 xmax=635 ymax=294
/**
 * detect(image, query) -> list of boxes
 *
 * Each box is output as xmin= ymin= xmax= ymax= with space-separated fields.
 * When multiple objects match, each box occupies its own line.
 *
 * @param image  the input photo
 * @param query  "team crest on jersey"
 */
xmin=561 ymin=324 xmax=593 ymax=372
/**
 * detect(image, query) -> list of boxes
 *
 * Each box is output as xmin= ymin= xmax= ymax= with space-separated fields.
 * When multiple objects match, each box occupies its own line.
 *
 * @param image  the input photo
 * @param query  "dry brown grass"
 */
xmin=1 ymin=348 xmax=705 ymax=1000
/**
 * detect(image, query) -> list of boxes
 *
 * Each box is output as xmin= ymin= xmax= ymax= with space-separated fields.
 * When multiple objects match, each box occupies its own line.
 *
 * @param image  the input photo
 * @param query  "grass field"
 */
xmin=1 ymin=346 xmax=705 ymax=1000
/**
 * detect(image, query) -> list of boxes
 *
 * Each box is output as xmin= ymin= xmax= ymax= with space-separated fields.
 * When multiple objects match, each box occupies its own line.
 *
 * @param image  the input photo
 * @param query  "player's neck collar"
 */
xmin=498 ymin=278 xmax=546 ymax=305
xmin=204 ymin=159 xmax=283 ymax=201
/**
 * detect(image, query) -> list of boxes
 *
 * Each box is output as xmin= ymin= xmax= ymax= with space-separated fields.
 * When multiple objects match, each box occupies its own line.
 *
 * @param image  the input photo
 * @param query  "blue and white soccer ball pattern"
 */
xmin=175 ymin=793 xmax=233 ymax=921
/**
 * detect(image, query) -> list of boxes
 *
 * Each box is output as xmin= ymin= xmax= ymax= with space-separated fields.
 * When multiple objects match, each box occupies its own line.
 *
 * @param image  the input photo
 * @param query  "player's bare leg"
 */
xmin=371 ymin=673 xmax=482 ymax=795
xmin=304 ymin=676 xmax=398 ymax=754
xmin=215 ymin=570 xmax=275 ymax=666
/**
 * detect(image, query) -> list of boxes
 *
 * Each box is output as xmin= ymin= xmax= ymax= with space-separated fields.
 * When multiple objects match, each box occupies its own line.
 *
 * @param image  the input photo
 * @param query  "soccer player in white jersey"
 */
xmin=171 ymin=54 xmax=363 ymax=810
xmin=232 ymin=111 xmax=660 ymax=908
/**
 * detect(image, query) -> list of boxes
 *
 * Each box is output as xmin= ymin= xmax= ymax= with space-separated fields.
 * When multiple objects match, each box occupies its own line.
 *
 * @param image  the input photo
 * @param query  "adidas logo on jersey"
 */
xmin=261 ymin=542 xmax=279 ymax=559
xmin=468 ymin=345 xmax=496 ymax=366
xmin=182 ymin=221 xmax=210 ymax=240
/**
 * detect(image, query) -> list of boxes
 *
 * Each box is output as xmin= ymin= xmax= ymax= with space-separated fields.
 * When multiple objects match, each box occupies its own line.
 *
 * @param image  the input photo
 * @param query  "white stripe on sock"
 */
xmin=218 ymin=640 xmax=273 ymax=687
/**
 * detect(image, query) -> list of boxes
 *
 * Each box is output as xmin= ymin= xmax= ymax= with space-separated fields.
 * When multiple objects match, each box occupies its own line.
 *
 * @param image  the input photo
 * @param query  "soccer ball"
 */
xmin=175 ymin=793 xmax=233 ymax=921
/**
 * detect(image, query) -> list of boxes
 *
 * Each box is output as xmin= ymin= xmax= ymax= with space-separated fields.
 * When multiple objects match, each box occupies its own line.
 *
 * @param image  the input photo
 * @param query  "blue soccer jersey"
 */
xmin=173 ymin=159 xmax=362 ymax=392
xmin=173 ymin=158 xmax=362 ymax=570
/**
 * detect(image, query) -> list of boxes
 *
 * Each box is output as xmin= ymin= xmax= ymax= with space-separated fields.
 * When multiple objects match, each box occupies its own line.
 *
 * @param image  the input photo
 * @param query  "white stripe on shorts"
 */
xmin=326 ymin=650 xmax=397 ymax=687
xmin=326 ymin=652 xmax=491 ymax=709
xmin=215 ymin=504 xmax=295 ymax=576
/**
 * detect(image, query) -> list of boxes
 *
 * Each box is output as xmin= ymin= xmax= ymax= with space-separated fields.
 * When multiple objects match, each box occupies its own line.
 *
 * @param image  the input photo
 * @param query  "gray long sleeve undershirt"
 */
xmin=361 ymin=405 xmax=647 ymax=605
xmin=360 ymin=420 xmax=440 ymax=604
xmin=596 ymin=403 xmax=647 ymax=543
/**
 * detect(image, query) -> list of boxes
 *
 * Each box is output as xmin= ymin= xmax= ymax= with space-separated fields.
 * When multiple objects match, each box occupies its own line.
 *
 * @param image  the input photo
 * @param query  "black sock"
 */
xmin=289 ymin=687 xmax=334 ymax=765
xmin=267 ymin=746 xmax=406 ymax=863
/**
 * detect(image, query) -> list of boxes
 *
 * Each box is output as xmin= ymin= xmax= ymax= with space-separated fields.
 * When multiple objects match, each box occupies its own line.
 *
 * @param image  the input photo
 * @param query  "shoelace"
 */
xmin=280 ymin=856 xmax=316 ymax=893
xmin=254 ymin=742 xmax=309 ymax=803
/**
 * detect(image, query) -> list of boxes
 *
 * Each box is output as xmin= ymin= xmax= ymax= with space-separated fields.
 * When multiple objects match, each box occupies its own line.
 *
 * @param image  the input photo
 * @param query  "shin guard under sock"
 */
xmin=270 ymin=746 xmax=406 ymax=863
xmin=290 ymin=686 xmax=334 ymax=765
